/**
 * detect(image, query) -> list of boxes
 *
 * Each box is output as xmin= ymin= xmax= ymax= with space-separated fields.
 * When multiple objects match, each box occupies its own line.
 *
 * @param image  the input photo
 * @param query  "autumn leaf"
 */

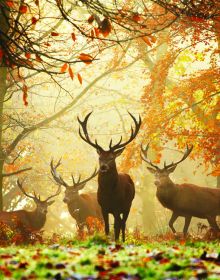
xmin=149 ymin=35 xmax=157 ymax=43
xmin=132 ymin=13 xmax=142 ymax=22
xmin=209 ymin=166 xmax=220 ymax=177
xmin=94 ymin=27 xmax=100 ymax=37
xmin=22 ymin=84 xmax=28 ymax=106
xmin=35 ymin=54 xmax=42 ymax=62
xmin=6 ymin=1 xmax=14 ymax=7
xmin=88 ymin=15 xmax=94 ymax=24
xmin=142 ymin=36 xmax=152 ymax=47
xmin=31 ymin=17 xmax=38 ymax=25
xmin=77 ymin=73 xmax=82 ymax=84
xmin=71 ymin=33 xmax=76 ymax=41
xmin=90 ymin=29 xmax=94 ymax=39
xmin=19 ymin=5 xmax=28 ymax=14
xmin=68 ymin=66 xmax=74 ymax=80
xmin=25 ymin=53 xmax=31 ymax=59
xmin=0 ymin=48 xmax=4 ymax=60
xmin=100 ymin=18 xmax=111 ymax=37
xmin=35 ymin=0 xmax=39 ymax=5
xmin=60 ymin=63 xmax=68 ymax=73
xmin=51 ymin=32 xmax=59 ymax=36
xmin=78 ymin=53 xmax=93 ymax=64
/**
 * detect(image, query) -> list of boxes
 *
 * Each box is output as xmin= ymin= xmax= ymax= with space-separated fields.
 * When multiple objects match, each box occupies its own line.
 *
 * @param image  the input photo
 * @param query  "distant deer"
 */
xmin=0 ymin=180 xmax=60 ymax=234
xmin=50 ymin=159 xmax=103 ymax=233
xmin=78 ymin=112 xmax=141 ymax=241
xmin=141 ymin=144 xmax=220 ymax=236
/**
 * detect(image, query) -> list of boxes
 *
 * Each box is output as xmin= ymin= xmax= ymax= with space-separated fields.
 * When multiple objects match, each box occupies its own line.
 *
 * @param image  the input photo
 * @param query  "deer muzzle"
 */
xmin=100 ymin=164 xmax=109 ymax=173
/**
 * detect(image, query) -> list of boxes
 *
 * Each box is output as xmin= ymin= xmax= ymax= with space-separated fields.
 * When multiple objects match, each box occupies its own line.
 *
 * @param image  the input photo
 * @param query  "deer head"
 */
xmin=17 ymin=179 xmax=61 ymax=214
xmin=77 ymin=112 xmax=142 ymax=173
xmin=50 ymin=159 xmax=98 ymax=203
xmin=141 ymin=144 xmax=193 ymax=186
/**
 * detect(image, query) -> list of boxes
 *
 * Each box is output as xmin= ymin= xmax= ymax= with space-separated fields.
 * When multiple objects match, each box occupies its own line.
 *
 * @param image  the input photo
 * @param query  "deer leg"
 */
xmin=113 ymin=214 xmax=122 ymax=242
xmin=183 ymin=216 xmax=192 ymax=236
xmin=207 ymin=216 xmax=219 ymax=232
xmin=102 ymin=210 xmax=109 ymax=236
xmin=169 ymin=212 xmax=178 ymax=233
xmin=121 ymin=211 xmax=129 ymax=242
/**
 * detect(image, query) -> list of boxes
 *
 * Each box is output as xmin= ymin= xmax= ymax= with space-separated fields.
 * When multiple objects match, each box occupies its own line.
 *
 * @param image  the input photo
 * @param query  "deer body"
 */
xmin=141 ymin=144 xmax=220 ymax=235
xmin=98 ymin=171 xmax=135 ymax=215
xmin=0 ymin=180 xmax=60 ymax=235
xmin=156 ymin=181 xmax=220 ymax=218
xmin=0 ymin=209 xmax=46 ymax=231
xmin=66 ymin=192 xmax=103 ymax=231
xmin=78 ymin=112 xmax=141 ymax=241
xmin=51 ymin=160 xmax=102 ymax=233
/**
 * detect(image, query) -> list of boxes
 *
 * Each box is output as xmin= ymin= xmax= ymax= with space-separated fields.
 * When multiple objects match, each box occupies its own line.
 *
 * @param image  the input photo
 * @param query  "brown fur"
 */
xmin=98 ymin=162 xmax=135 ymax=241
xmin=65 ymin=192 xmax=103 ymax=232
xmin=0 ymin=208 xmax=46 ymax=233
xmin=155 ymin=177 xmax=220 ymax=235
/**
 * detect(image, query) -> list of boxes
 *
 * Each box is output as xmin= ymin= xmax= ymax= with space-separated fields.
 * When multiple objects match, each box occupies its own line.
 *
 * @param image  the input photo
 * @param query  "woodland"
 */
xmin=0 ymin=0 xmax=219 ymax=279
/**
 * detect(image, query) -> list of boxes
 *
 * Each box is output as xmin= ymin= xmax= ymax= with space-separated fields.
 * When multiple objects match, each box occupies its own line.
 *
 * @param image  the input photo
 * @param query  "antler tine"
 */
xmin=164 ymin=145 xmax=194 ymax=170
xmin=77 ymin=112 xmax=103 ymax=151
xmin=109 ymin=112 xmax=142 ymax=152
xmin=77 ymin=174 xmax=81 ymax=184
xmin=75 ymin=168 xmax=98 ymax=191
xmin=45 ymin=185 xmax=61 ymax=202
xmin=140 ymin=144 xmax=159 ymax=170
xmin=17 ymin=179 xmax=38 ymax=201
xmin=71 ymin=174 xmax=76 ymax=185
xmin=50 ymin=159 xmax=70 ymax=188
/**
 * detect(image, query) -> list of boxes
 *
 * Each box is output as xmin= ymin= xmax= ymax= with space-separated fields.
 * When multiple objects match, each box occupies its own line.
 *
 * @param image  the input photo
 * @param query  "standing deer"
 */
xmin=50 ymin=159 xmax=103 ymax=233
xmin=78 ymin=112 xmax=141 ymax=241
xmin=0 ymin=180 xmax=60 ymax=234
xmin=141 ymin=144 xmax=220 ymax=236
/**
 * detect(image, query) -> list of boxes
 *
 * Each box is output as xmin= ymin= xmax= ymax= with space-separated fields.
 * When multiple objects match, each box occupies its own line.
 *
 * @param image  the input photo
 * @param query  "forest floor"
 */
xmin=0 ymin=234 xmax=219 ymax=280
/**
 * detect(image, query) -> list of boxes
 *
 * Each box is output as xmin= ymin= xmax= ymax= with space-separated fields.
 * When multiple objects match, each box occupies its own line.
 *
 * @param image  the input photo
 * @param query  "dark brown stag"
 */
xmin=50 ymin=159 xmax=103 ymax=233
xmin=0 ymin=180 xmax=60 ymax=234
xmin=141 ymin=144 xmax=220 ymax=236
xmin=78 ymin=112 xmax=141 ymax=241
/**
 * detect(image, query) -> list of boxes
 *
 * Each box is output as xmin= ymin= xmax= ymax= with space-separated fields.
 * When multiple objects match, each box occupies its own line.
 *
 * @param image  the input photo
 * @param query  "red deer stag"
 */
xmin=0 ymin=180 xmax=60 ymax=234
xmin=78 ymin=112 xmax=141 ymax=241
xmin=141 ymin=144 xmax=220 ymax=236
xmin=50 ymin=159 xmax=103 ymax=233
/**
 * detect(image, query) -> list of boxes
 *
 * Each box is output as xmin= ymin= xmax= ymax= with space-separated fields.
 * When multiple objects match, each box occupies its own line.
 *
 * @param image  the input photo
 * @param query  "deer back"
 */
xmin=0 ymin=209 xmax=46 ymax=231
xmin=170 ymin=183 xmax=220 ymax=217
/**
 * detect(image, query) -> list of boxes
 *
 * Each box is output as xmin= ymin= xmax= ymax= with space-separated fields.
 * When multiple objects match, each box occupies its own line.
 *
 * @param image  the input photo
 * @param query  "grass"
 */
xmin=0 ymin=233 xmax=219 ymax=279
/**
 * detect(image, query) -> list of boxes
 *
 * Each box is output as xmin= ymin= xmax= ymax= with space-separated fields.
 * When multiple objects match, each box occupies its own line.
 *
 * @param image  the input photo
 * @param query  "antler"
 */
xmin=163 ymin=145 xmax=193 ymax=170
xmin=50 ymin=159 xmax=70 ymax=188
xmin=140 ymin=143 xmax=159 ymax=170
xmin=17 ymin=179 xmax=40 ymax=202
xmin=50 ymin=159 xmax=98 ymax=191
xmin=109 ymin=112 xmax=142 ymax=152
xmin=45 ymin=185 xmax=61 ymax=202
xmin=77 ymin=112 xmax=104 ymax=152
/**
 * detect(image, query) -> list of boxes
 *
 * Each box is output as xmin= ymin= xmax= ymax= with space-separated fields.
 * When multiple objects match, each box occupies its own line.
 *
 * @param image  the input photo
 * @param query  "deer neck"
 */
xmin=98 ymin=162 xmax=118 ymax=188
xmin=67 ymin=194 xmax=81 ymax=213
xmin=27 ymin=209 xmax=46 ymax=230
xmin=156 ymin=176 xmax=177 ymax=208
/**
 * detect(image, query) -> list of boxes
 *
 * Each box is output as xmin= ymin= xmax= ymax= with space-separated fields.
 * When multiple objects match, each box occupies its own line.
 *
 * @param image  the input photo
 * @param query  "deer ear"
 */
xmin=47 ymin=200 xmax=55 ymax=206
xmin=147 ymin=167 xmax=157 ymax=174
xmin=167 ymin=165 xmax=177 ymax=173
xmin=114 ymin=148 xmax=125 ymax=158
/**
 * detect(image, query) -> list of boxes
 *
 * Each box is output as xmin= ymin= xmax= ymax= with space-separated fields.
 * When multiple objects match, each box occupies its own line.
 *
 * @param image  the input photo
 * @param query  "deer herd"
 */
xmin=1 ymin=112 xmax=220 ymax=242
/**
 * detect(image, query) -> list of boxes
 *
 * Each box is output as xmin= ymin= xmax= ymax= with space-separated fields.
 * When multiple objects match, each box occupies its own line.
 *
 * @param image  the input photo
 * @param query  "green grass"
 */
xmin=0 ymin=235 xmax=219 ymax=279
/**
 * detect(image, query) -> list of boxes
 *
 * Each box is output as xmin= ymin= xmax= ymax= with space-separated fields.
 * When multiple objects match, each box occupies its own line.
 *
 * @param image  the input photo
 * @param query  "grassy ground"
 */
xmin=0 ymin=234 xmax=219 ymax=280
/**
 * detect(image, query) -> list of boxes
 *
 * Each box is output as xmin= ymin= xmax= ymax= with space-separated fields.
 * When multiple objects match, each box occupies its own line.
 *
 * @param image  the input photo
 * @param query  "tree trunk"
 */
xmin=0 ymin=67 xmax=7 ymax=211
xmin=0 ymin=0 xmax=10 ymax=210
